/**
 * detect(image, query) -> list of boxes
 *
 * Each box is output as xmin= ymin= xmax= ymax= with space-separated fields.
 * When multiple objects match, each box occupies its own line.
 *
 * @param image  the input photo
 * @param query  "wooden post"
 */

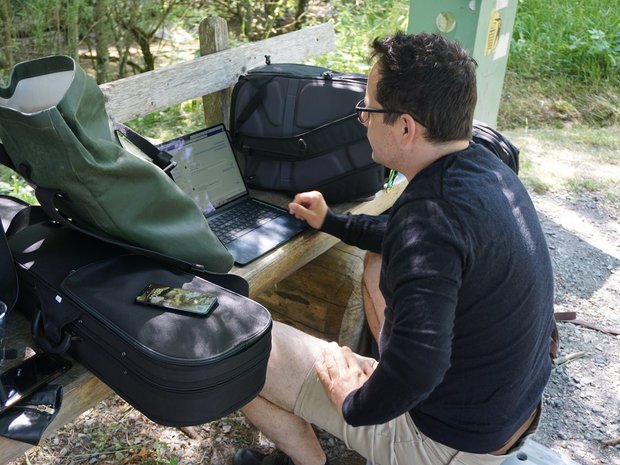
xmin=199 ymin=17 xmax=231 ymax=128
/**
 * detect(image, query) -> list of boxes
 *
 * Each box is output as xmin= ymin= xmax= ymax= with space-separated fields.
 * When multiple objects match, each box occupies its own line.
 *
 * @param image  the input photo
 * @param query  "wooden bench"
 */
xmin=0 ymin=18 xmax=406 ymax=464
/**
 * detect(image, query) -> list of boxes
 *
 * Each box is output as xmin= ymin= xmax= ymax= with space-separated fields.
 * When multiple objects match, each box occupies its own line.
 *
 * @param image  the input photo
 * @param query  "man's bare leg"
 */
xmin=241 ymin=322 xmax=331 ymax=465
xmin=362 ymin=252 xmax=386 ymax=341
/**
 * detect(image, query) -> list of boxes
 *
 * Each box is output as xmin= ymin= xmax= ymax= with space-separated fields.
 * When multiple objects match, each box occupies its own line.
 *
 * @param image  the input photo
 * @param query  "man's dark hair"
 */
xmin=371 ymin=32 xmax=478 ymax=143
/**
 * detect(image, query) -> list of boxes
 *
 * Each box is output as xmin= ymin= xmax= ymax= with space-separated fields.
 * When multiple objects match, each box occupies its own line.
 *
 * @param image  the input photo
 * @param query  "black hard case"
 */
xmin=5 ymin=209 xmax=272 ymax=426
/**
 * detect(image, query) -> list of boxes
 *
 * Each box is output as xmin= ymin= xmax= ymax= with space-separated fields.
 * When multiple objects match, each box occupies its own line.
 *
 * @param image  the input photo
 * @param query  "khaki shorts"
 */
xmin=293 ymin=358 xmax=541 ymax=465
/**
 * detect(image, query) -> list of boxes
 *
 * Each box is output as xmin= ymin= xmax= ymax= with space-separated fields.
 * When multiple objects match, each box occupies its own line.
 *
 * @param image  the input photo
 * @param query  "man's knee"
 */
xmin=261 ymin=322 xmax=328 ymax=411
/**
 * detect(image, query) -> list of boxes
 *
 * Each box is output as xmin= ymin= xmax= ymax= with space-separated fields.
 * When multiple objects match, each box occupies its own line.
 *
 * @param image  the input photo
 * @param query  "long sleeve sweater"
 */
xmin=321 ymin=143 xmax=554 ymax=453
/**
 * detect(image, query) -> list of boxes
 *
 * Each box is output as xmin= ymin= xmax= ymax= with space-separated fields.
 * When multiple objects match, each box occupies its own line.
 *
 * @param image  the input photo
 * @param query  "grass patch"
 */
xmin=498 ymin=0 xmax=619 ymax=129
xmin=604 ymin=189 xmax=620 ymax=206
xmin=565 ymin=177 xmax=620 ymax=208
xmin=522 ymin=175 xmax=552 ymax=194
xmin=509 ymin=0 xmax=619 ymax=85
xmin=515 ymin=154 xmax=552 ymax=194
xmin=566 ymin=177 xmax=606 ymax=193
xmin=523 ymin=126 xmax=619 ymax=149
xmin=498 ymin=73 xmax=620 ymax=129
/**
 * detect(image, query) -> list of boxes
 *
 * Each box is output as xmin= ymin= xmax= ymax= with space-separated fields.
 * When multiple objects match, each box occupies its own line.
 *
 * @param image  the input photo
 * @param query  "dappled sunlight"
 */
xmin=505 ymin=129 xmax=620 ymax=193
xmin=534 ymin=195 xmax=620 ymax=260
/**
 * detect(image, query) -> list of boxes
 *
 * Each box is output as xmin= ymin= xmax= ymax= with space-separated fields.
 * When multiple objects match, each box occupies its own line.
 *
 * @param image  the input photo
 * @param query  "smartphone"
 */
xmin=0 ymin=353 xmax=72 ymax=413
xmin=135 ymin=284 xmax=218 ymax=316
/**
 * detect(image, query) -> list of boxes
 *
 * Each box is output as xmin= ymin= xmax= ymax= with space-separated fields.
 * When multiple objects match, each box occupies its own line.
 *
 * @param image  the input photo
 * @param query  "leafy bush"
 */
xmin=307 ymin=0 xmax=409 ymax=74
xmin=510 ymin=0 xmax=620 ymax=85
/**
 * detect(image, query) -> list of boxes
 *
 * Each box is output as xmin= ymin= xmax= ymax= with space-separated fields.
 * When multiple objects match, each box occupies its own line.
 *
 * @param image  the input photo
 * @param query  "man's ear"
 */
xmin=400 ymin=113 xmax=418 ymax=145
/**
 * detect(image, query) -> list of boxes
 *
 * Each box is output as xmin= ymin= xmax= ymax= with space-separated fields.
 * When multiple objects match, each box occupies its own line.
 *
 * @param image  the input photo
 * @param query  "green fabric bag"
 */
xmin=0 ymin=55 xmax=233 ymax=273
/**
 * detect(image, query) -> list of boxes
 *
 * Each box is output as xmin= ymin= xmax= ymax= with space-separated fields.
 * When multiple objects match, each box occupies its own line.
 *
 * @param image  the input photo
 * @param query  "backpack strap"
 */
xmin=233 ymin=114 xmax=364 ymax=159
xmin=0 ymin=219 xmax=18 ymax=313
xmin=472 ymin=120 xmax=520 ymax=174
xmin=230 ymin=76 xmax=275 ymax=134
xmin=112 ymin=122 xmax=177 ymax=178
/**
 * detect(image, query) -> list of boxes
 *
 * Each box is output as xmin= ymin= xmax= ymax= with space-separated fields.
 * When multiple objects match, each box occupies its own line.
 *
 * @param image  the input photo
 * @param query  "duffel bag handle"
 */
xmin=31 ymin=310 xmax=72 ymax=355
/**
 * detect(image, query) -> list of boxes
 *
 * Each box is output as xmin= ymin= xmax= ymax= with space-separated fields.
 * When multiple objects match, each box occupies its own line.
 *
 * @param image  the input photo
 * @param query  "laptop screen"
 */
xmin=159 ymin=125 xmax=247 ymax=215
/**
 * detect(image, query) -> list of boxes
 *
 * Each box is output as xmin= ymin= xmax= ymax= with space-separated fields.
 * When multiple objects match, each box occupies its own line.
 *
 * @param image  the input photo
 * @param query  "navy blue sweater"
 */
xmin=321 ymin=143 xmax=554 ymax=453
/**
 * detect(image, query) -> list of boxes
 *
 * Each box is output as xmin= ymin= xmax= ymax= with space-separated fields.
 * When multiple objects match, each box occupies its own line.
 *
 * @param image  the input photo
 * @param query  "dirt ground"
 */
xmin=6 ymin=126 xmax=620 ymax=465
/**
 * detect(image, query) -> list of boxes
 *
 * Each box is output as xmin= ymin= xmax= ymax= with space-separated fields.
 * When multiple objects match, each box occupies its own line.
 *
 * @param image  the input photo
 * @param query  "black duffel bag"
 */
xmin=229 ymin=63 xmax=386 ymax=203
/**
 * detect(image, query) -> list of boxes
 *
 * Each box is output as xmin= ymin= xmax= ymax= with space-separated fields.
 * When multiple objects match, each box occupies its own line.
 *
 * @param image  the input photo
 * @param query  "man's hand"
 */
xmin=288 ymin=191 xmax=329 ymax=230
xmin=315 ymin=342 xmax=375 ymax=412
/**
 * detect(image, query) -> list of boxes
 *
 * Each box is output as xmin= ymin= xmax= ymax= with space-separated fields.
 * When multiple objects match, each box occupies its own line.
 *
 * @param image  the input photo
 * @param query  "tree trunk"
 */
xmin=131 ymin=26 xmax=154 ymax=71
xmin=94 ymin=0 xmax=111 ymax=83
xmin=0 ymin=0 xmax=14 ymax=68
xmin=295 ymin=0 xmax=309 ymax=29
xmin=65 ymin=0 xmax=80 ymax=61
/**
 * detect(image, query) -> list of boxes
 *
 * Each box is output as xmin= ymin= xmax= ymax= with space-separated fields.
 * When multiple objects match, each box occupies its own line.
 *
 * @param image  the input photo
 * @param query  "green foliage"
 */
xmin=500 ymin=0 xmax=620 ymax=128
xmin=308 ymin=0 xmax=409 ymax=74
xmin=521 ymin=174 xmax=551 ymax=194
xmin=1 ymin=0 xmax=618 ymax=133
xmin=510 ymin=0 xmax=620 ymax=85
xmin=565 ymin=176 xmax=620 ymax=207
xmin=0 ymin=167 xmax=35 ymax=204
xmin=214 ymin=0 xmax=305 ymax=40
xmin=566 ymin=177 xmax=604 ymax=193
xmin=128 ymin=98 xmax=205 ymax=140
xmin=517 ymin=156 xmax=551 ymax=194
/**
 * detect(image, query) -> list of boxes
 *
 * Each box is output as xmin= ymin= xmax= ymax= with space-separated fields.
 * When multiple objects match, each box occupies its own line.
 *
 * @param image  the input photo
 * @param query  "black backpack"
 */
xmin=472 ymin=120 xmax=520 ymax=174
xmin=230 ymin=63 xmax=386 ymax=203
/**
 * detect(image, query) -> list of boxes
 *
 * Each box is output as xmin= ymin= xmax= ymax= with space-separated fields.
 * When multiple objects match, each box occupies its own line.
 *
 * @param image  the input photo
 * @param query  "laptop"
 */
xmin=158 ymin=124 xmax=307 ymax=266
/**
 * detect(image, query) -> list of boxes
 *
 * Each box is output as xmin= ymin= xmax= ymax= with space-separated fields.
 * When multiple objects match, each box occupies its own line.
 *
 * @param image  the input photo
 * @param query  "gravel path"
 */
xmin=7 ymin=128 xmax=620 ymax=465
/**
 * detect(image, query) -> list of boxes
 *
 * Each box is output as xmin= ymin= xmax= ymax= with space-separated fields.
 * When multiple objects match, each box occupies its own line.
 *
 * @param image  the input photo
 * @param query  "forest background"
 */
xmin=1 ymin=0 xmax=618 ymax=202
xmin=1 ymin=0 xmax=618 ymax=201
xmin=0 ymin=0 xmax=618 ymax=136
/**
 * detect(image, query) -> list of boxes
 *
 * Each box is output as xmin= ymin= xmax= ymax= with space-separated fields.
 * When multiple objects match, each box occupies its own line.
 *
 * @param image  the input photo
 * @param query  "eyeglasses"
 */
xmin=355 ymin=99 xmax=401 ymax=125
xmin=355 ymin=99 xmax=426 ymax=127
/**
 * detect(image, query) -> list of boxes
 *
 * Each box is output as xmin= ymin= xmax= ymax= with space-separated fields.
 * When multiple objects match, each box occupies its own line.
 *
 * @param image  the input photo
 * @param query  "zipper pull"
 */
xmin=24 ymin=404 xmax=56 ymax=415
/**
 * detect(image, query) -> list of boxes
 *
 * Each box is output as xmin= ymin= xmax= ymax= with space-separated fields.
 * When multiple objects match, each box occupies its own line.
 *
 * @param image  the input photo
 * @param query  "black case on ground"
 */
xmin=1 ymin=198 xmax=272 ymax=426
xmin=229 ymin=63 xmax=386 ymax=203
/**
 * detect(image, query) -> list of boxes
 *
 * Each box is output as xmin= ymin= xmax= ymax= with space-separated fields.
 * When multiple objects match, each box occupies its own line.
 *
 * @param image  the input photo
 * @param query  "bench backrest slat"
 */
xmin=99 ymin=23 xmax=335 ymax=123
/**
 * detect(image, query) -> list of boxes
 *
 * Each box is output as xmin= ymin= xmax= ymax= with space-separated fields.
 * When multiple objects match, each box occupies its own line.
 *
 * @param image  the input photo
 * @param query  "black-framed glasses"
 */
xmin=355 ymin=99 xmax=426 ymax=127
xmin=355 ymin=99 xmax=401 ymax=124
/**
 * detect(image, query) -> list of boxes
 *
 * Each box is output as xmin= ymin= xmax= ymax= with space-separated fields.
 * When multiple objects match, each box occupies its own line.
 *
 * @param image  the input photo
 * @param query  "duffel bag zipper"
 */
xmin=70 ymin=318 xmax=270 ymax=393
xmin=243 ymin=71 xmax=366 ymax=86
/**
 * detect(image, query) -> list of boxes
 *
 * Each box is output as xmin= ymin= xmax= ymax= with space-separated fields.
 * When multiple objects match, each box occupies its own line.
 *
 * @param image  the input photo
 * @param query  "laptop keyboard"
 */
xmin=208 ymin=200 xmax=282 ymax=245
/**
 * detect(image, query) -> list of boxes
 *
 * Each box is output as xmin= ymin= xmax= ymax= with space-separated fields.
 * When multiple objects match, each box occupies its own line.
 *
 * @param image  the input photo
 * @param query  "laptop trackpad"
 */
xmin=227 ymin=216 xmax=306 ymax=266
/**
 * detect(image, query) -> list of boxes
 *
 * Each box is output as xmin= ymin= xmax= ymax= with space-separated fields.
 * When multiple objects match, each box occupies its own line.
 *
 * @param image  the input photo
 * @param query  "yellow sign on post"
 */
xmin=408 ymin=0 xmax=519 ymax=127
xmin=485 ymin=9 xmax=501 ymax=56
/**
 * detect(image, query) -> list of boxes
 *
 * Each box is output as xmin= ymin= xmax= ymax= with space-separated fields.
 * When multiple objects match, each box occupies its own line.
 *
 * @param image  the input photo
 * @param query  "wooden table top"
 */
xmin=238 ymin=180 xmax=406 ymax=297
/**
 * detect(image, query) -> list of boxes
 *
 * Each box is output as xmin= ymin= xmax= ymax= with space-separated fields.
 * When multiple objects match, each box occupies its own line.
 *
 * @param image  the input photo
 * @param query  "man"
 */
xmin=233 ymin=32 xmax=555 ymax=465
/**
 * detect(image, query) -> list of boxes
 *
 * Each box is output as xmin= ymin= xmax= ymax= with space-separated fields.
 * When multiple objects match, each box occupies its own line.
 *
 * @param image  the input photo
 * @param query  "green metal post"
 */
xmin=408 ymin=0 xmax=519 ymax=128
